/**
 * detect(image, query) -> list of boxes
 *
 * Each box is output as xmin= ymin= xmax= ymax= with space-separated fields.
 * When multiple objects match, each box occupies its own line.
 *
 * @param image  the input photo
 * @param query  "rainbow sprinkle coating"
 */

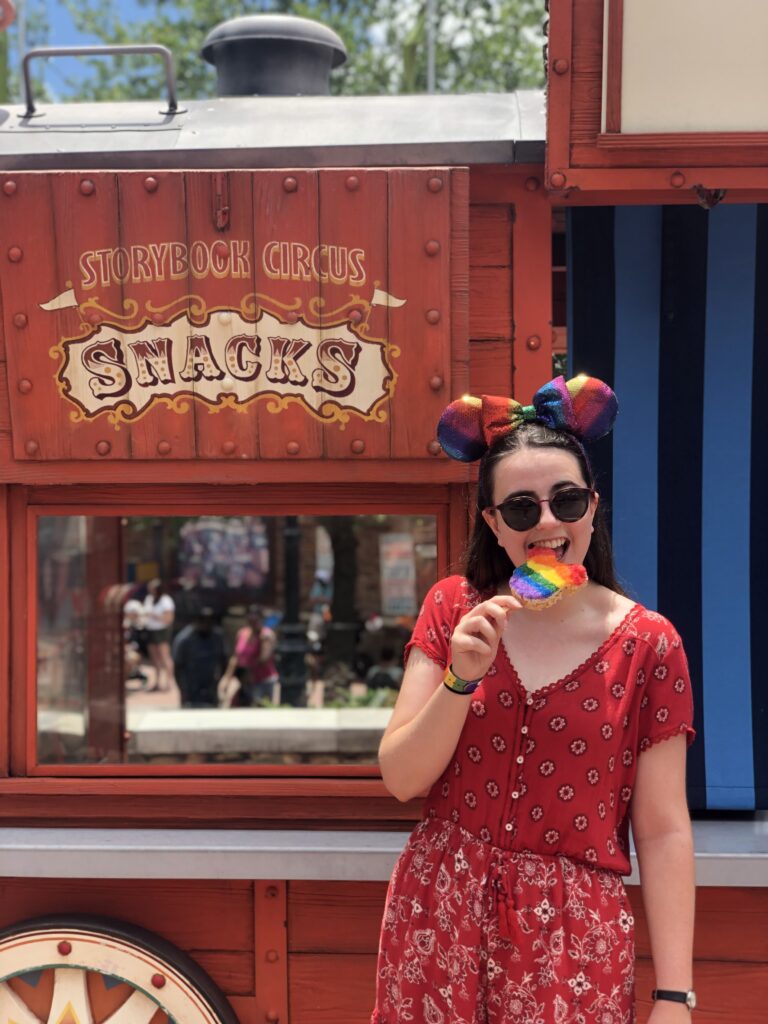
xmin=509 ymin=548 xmax=588 ymax=610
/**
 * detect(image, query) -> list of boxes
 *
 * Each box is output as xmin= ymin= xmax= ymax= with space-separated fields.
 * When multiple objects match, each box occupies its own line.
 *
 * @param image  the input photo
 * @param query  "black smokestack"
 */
xmin=201 ymin=14 xmax=347 ymax=97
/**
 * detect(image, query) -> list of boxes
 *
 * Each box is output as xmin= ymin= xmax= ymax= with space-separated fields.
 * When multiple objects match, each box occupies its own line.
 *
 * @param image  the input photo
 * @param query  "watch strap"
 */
xmin=652 ymin=989 xmax=695 ymax=1009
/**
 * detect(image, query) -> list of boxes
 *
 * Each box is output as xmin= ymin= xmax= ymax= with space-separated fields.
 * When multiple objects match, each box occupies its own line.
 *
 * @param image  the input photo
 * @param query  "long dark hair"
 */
xmin=464 ymin=423 xmax=626 ymax=596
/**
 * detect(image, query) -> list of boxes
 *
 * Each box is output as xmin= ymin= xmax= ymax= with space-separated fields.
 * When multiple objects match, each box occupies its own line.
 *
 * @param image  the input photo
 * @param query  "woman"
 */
xmin=222 ymin=605 xmax=279 ymax=706
xmin=373 ymin=376 xmax=696 ymax=1024
xmin=143 ymin=578 xmax=175 ymax=693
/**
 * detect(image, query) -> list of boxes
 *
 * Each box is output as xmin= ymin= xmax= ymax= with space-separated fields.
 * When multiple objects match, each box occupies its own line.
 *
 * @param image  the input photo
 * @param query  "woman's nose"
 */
xmin=537 ymin=499 xmax=559 ymax=528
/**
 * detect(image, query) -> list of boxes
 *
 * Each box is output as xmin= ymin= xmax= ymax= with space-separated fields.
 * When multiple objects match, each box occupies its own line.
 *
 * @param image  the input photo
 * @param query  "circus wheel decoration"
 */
xmin=0 ymin=917 xmax=239 ymax=1024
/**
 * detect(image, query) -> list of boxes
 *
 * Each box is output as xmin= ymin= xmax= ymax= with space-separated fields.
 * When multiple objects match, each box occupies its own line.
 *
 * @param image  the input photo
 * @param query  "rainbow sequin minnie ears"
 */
xmin=437 ymin=374 xmax=618 ymax=463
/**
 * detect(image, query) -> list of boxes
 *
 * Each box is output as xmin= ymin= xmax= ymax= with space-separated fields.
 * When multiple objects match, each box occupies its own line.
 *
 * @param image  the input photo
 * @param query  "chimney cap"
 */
xmin=201 ymin=14 xmax=347 ymax=69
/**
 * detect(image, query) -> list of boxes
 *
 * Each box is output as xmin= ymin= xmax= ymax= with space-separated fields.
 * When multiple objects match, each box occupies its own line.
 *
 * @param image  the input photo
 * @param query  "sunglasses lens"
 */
xmin=551 ymin=489 xmax=590 ymax=522
xmin=498 ymin=499 xmax=540 ymax=531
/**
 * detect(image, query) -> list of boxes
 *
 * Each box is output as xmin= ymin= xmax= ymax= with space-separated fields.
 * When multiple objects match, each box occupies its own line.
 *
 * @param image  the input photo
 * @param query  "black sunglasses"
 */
xmin=488 ymin=487 xmax=595 ymax=531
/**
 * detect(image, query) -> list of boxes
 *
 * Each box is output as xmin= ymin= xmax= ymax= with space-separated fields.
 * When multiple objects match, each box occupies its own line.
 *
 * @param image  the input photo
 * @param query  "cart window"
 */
xmin=36 ymin=513 xmax=437 ymax=767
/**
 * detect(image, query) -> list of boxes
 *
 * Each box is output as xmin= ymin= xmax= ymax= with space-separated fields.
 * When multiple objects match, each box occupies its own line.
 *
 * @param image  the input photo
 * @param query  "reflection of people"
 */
xmin=222 ymin=605 xmax=279 ymax=706
xmin=373 ymin=378 xmax=697 ymax=1021
xmin=123 ymin=598 xmax=148 ymax=685
xmin=364 ymin=646 xmax=403 ymax=689
xmin=143 ymin=579 xmax=175 ymax=692
xmin=172 ymin=609 xmax=228 ymax=708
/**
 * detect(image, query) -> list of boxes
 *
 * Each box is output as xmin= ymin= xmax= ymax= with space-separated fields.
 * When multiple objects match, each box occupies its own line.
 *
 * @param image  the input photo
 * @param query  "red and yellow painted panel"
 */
xmin=0 ymin=169 xmax=467 ymax=461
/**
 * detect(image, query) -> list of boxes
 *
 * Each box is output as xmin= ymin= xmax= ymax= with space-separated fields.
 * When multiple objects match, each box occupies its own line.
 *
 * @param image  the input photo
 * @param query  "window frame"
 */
xmin=13 ymin=482 xmax=456 ymax=779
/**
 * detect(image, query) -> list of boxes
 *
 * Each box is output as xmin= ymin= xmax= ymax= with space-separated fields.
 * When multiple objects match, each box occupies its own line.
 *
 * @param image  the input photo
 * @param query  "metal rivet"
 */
xmin=670 ymin=171 xmax=686 ymax=188
xmin=17 ymin=378 xmax=32 ymax=394
xmin=425 ymin=309 xmax=441 ymax=325
xmin=345 ymin=175 xmax=359 ymax=191
xmin=549 ymin=171 xmax=567 ymax=189
xmin=96 ymin=441 xmax=111 ymax=456
xmin=525 ymin=177 xmax=541 ymax=192
xmin=3 ymin=180 xmax=17 ymax=196
xmin=57 ymin=941 xmax=72 ymax=956
xmin=87 ymin=311 xmax=101 ymax=325
xmin=222 ymin=440 xmax=236 ymax=455
xmin=526 ymin=335 xmax=541 ymax=351
xmin=265 ymin=885 xmax=279 ymax=898
xmin=283 ymin=176 xmax=298 ymax=193
xmin=424 ymin=239 xmax=441 ymax=256
xmin=349 ymin=309 xmax=363 ymax=324
xmin=151 ymin=974 xmax=166 ymax=989
xmin=265 ymin=1014 xmax=280 ymax=1024
xmin=351 ymin=439 xmax=365 ymax=454
xmin=427 ymin=177 xmax=444 ymax=193
xmin=144 ymin=176 xmax=159 ymax=193
xmin=552 ymin=58 xmax=570 ymax=74
xmin=286 ymin=441 xmax=300 ymax=455
xmin=25 ymin=440 xmax=39 ymax=456
xmin=157 ymin=441 xmax=171 ymax=455
xmin=80 ymin=179 xmax=95 ymax=196
xmin=427 ymin=440 xmax=441 ymax=456
xmin=429 ymin=375 xmax=443 ymax=391
xmin=8 ymin=246 xmax=22 ymax=263
xmin=265 ymin=949 xmax=279 ymax=964
xmin=285 ymin=311 xmax=299 ymax=324
xmin=151 ymin=312 xmax=164 ymax=325
xmin=13 ymin=313 xmax=28 ymax=328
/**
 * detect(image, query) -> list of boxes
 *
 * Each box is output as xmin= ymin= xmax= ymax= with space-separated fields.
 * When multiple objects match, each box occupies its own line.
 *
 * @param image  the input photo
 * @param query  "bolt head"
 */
xmin=345 ymin=175 xmax=360 ymax=191
xmin=425 ymin=309 xmax=441 ymax=325
xmin=526 ymin=335 xmax=542 ymax=352
xmin=553 ymin=58 xmax=570 ymax=75
xmin=80 ymin=179 xmax=95 ymax=196
xmin=25 ymin=440 xmax=39 ymax=456
xmin=429 ymin=375 xmax=443 ymax=391
xmin=8 ymin=246 xmax=22 ymax=263
xmin=424 ymin=239 xmax=441 ymax=256
xmin=549 ymin=172 xmax=567 ymax=190
xmin=57 ymin=941 xmax=72 ymax=956
xmin=349 ymin=309 xmax=363 ymax=324
xmin=427 ymin=177 xmax=444 ymax=193
xmin=222 ymin=441 xmax=236 ymax=455
xmin=525 ymin=177 xmax=541 ymax=192
xmin=157 ymin=441 xmax=171 ymax=456
xmin=17 ymin=378 xmax=32 ymax=394
xmin=351 ymin=439 xmax=365 ymax=454
xmin=151 ymin=974 xmax=166 ymax=989
xmin=670 ymin=171 xmax=686 ymax=188
xmin=143 ymin=176 xmax=159 ymax=193
xmin=286 ymin=441 xmax=300 ymax=456
xmin=96 ymin=440 xmax=111 ymax=456
xmin=13 ymin=313 xmax=28 ymax=329
xmin=3 ymin=180 xmax=17 ymax=196
xmin=427 ymin=440 xmax=442 ymax=456
xmin=283 ymin=176 xmax=298 ymax=193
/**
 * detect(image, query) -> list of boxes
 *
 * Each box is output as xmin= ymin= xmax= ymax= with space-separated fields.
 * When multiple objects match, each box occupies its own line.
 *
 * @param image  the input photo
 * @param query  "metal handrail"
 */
xmin=21 ymin=44 xmax=182 ymax=118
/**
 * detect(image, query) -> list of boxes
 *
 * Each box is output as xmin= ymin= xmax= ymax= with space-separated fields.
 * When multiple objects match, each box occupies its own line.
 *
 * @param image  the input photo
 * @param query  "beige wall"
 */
xmin=603 ymin=0 xmax=768 ymax=133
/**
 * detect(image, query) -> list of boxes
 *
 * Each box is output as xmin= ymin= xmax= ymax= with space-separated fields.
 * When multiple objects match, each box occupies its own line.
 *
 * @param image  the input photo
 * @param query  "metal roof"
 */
xmin=0 ymin=90 xmax=545 ymax=170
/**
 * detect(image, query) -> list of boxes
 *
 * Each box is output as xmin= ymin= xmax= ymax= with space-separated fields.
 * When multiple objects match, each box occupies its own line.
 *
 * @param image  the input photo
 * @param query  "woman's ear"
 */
xmin=481 ymin=508 xmax=501 ymax=542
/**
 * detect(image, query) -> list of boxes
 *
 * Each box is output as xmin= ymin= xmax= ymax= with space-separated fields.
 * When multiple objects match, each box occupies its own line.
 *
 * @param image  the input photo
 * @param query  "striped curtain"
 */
xmin=568 ymin=205 xmax=768 ymax=811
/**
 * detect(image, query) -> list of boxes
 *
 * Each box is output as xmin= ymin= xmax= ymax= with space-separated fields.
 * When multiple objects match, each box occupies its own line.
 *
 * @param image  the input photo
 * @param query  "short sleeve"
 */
xmin=637 ymin=626 xmax=696 ymax=754
xmin=403 ymin=576 xmax=469 ymax=670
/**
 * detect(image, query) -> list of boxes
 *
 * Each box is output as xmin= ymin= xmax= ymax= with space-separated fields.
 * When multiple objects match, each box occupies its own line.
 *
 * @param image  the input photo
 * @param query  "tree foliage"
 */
xmin=62 ymin=0 xmax=545 ymax=100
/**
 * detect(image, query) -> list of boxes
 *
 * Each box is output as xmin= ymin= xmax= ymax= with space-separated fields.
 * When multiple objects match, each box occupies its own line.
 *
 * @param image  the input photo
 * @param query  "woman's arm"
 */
xmin=630 ymin=734 xmax=695 ymax=1020
xmin=378 ymin=595 xmax=518 ymax=802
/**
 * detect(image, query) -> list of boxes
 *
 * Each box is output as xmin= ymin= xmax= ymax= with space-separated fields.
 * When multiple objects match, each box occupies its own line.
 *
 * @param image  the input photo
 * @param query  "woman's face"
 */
xmin=481 ymin=446 xmax=598 ymax=569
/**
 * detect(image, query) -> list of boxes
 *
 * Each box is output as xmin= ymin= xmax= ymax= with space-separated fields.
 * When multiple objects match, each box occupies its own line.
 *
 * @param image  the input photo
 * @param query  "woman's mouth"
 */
xmin=528 ymin=538 xmax=569 ymax=562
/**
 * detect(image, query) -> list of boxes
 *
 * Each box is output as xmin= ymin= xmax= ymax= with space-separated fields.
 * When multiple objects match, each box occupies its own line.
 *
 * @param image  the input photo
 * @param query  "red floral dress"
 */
xmin=372 ymin=576 xmax=696 ymax=1024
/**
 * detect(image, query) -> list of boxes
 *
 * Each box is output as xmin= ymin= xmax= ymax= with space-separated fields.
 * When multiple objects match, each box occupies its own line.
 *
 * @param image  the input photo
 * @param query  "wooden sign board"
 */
xmin=0 ymin=168 xmax=467 ymax=460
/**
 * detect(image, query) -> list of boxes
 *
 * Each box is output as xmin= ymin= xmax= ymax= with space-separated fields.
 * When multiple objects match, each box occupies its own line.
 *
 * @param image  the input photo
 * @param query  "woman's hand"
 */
xmin=450 ymin=595 xmax=520 ymax=682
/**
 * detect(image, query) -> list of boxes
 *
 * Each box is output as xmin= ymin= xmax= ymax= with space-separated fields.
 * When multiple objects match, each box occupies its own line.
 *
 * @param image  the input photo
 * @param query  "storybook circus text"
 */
xmin=47 ymin=237 xmax=404 ymax=428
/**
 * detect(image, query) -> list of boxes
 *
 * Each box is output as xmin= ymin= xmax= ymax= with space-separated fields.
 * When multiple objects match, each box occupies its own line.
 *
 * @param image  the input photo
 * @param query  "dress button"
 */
xmin=511 ymin=790 xmax=520 ymax=799
xmin=505 ymin=822 xmax=513 ymax=831
xmin=516 ymin=755 xmax=524 ymax=764
xmin=526 ymin=696 xmax=534 ymax=706
xmin=521 ymin=725 xmax=529 ymax=734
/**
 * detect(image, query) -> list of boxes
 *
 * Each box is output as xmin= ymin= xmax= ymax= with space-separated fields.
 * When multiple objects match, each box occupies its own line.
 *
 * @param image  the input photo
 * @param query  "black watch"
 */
xmin=651 ymin=989 xmax=697 ymax=1010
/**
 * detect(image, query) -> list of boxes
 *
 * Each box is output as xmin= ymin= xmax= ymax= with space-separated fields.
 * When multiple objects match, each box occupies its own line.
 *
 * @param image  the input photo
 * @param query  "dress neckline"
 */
xmin=498 ymin=602 xmax=643 ymax=702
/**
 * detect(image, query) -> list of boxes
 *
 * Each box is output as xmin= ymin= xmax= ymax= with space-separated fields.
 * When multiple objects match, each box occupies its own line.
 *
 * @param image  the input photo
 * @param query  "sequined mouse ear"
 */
xmin=436 ymin=395 xmax=487 ymax=462
xmin=563 ymin=375 xmax=618 ymax=442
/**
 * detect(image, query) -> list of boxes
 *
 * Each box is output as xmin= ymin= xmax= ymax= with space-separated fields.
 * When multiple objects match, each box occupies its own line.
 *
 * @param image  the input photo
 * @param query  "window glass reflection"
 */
xmin=36 ymin=513 xmax=437 ymax=766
